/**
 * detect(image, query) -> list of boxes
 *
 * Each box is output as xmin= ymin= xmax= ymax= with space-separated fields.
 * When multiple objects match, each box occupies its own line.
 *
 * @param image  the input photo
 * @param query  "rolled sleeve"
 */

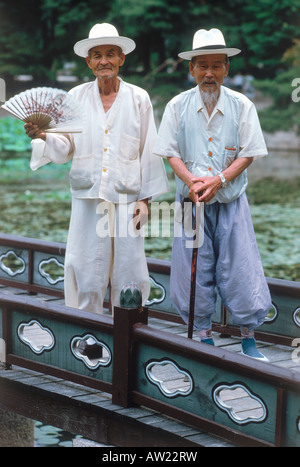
xmin=153 ymin=98 xmax=181 ymax=159
xmin=238 ymin=101 xmax=268 ymax=160
xmin=139 ymin=102 xmax=170 ymax=201
xmin=30 ymin=133 xmax=74 ymax=171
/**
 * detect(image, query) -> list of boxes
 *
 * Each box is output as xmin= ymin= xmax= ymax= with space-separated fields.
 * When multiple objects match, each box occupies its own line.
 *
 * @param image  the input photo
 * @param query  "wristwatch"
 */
xmin=217 ymin=172 xmax=228 ymax=188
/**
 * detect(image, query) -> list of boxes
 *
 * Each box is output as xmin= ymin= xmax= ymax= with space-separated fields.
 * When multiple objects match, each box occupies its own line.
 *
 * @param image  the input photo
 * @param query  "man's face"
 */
xmin=86 ymin=45 xmax=125 ymax=80
xmin=189 ymin=54 xmax=229 ymax=94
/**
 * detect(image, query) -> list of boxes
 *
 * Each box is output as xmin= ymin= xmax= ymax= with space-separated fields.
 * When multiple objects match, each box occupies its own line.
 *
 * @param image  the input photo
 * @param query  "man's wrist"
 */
xmin=217 ymin=172 xmax=228 ymax=188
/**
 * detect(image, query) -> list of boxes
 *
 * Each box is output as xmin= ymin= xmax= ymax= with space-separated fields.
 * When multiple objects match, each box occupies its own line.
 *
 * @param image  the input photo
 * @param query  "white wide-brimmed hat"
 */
xmin=178 ymin=28 xmax=241 ymax=60
xmin=74 ymin=23 xmax=136 ymax=57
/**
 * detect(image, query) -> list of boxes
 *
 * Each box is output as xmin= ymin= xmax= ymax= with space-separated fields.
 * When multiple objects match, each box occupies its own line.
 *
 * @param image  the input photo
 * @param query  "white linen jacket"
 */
xmin=30 ymin=78 xmax=169 ymax=203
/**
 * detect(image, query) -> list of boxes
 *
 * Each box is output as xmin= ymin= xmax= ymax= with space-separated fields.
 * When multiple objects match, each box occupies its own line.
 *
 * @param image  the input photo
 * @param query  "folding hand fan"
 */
xmin=1 ymin=87 xmax=84 ymax=133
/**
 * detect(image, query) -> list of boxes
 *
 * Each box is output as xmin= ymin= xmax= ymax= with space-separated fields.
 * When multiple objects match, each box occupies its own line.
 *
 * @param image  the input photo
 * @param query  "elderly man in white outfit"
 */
xmin=25 ymin=23 xmax=169 ymax=314
xmin=153 ymin=28 xmax=271 ymax=361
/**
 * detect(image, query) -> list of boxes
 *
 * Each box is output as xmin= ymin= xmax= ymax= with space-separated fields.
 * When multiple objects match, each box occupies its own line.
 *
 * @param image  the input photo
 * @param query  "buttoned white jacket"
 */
xmin=30 ymin=78 xmax=169 ymax=203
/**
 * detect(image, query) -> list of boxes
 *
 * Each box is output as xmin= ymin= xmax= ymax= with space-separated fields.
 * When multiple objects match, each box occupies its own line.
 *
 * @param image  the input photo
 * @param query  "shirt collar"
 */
xmin=195 ymin=85 xmax=225 ymax=115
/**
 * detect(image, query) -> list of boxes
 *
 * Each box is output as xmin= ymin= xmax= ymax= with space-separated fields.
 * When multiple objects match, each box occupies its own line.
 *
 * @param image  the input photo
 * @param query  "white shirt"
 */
xmin=153 ymin=85 xmax=268 ymax=203
xmin=30 ymin=78 xmax=169 ymax=203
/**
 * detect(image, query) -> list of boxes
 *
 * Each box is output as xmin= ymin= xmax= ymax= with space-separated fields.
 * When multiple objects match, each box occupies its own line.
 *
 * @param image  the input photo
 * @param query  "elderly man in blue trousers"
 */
xmin=153 ymin=28 xmax=271 ymax=361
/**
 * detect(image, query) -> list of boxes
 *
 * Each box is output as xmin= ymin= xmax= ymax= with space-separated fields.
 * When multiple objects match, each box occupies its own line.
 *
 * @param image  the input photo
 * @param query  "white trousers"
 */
xmin=64 ymin=198 xmax=150 ymax=314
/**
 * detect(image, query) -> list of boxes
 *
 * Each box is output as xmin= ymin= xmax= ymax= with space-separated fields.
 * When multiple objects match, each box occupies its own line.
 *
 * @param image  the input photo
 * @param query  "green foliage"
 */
xmin=254 ymin=43 xmax=300 ymax=134
xmin=258 ymin=103 xmax=300 ymax=134
xmin=247 ymin=177 xmax=300 ymax=205
xmin=0 ymin=118 xmax=31 ymax=152
xmin=0 ymin=0 xmax=111 ymax=80
xmin=1 ymin=0 xmax=300 ymax=80
xmin=0 ymin=0 xmax=299 ymax=281
xmin=237 ymin=0 xmax=300 ymax=71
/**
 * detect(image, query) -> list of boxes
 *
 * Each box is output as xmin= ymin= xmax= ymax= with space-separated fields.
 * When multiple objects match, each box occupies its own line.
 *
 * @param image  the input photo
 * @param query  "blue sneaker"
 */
xmin=241 ymin=338 xmax=269 ymax=362
xmin=201 ymin=338 xmax=215 ymax=346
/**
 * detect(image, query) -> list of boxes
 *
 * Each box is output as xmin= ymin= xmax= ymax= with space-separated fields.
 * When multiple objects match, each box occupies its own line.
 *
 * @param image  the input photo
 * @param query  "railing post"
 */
xmin=1 ymin=306 xmax=11 ymax=370
xmin=112 ymin=283 xmax=148 ymax=407
xmin=274 ymin=387 xmax=287 ymax=447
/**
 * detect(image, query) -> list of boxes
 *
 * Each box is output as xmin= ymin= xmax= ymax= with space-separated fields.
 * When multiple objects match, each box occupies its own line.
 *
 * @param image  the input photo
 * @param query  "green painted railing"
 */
xmin=0 ymin=233 xmax=299 ymax=345
xmin=1 ymin=294 xmax=300 ymax=446
xmin=0 ymin=233 xmax=300 ymax=446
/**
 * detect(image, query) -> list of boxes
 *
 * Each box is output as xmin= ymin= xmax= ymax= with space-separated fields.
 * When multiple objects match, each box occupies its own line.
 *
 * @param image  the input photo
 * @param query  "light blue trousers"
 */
xmin=170 ymin=193 xmax=272 ymax=332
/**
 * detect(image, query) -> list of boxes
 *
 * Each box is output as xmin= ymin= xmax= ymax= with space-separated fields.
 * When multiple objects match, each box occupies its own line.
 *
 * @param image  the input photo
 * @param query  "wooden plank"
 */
xmin=0 ymin=365 xmax=236 ymax=447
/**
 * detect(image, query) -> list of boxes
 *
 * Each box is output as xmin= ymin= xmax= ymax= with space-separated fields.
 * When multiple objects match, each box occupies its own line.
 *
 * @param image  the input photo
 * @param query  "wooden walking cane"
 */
xmin=188 ymin=202 xmax=200 ymax=339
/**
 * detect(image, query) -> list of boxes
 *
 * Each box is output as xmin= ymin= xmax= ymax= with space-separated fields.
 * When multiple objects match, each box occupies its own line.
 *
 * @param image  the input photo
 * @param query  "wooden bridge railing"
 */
xmin=0 ymin=233 xmax=299 ymax=346
xmin=1 ymin=233 xmax=300 ymax=446
xmin=1 ymin=292 xmax=300 ymax=447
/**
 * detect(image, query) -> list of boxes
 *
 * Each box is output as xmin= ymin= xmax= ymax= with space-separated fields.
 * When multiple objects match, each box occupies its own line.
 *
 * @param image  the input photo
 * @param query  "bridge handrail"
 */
xmin=1 ymin=293 xmax=300 ymax=446
xmin=0 ymin=233 xmax=299 ymax=346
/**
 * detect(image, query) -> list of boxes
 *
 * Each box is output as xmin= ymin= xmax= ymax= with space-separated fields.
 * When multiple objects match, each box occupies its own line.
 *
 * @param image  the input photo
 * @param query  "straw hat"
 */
xmin=178 ymin=28 xmax=241 ymax=60
xmin=74 ymin=23 xmax=136 ymax=57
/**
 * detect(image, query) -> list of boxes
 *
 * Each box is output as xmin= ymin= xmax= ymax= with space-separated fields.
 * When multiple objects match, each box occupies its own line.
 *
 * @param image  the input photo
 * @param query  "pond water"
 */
xmin=0 ymin=149 xmax=299 ymax=281
xmin=34 ymin=421 xmax=80 ymax=447
xmin=0 ymin=147 xmax=299 ymax=446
